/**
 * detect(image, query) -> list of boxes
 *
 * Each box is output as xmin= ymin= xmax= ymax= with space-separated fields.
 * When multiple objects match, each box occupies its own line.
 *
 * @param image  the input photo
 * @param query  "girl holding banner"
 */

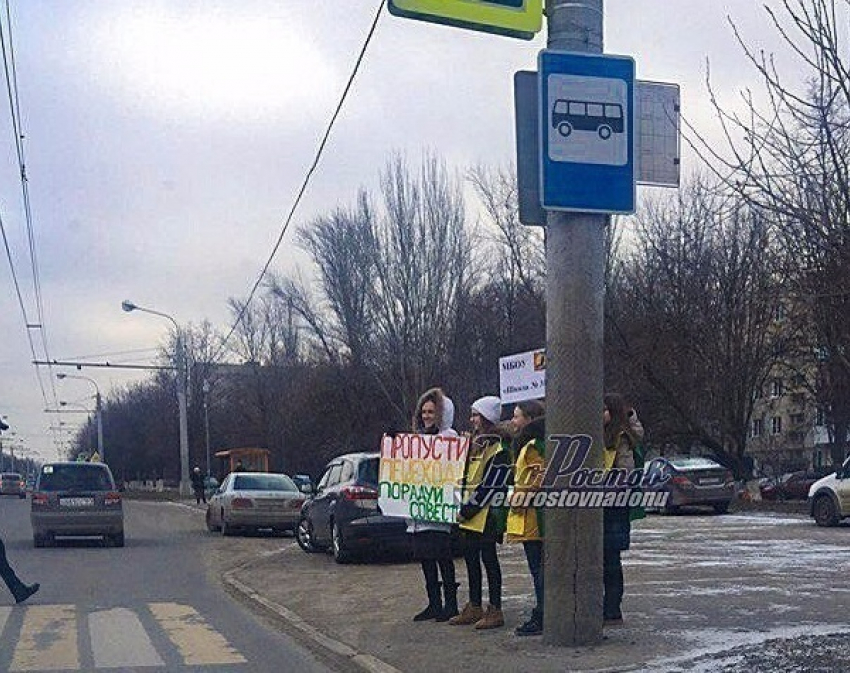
xmin=449 ymin=396 xmax=512 ymax=630
xmin=409 ymin=387 xmax=461 ymax=622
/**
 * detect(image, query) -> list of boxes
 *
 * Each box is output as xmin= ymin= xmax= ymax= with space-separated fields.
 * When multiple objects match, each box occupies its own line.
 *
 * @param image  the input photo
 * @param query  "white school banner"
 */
xmin=499 ymin=348 xmax=546 ymax=404
xmin=378 ymin=433 xmax=469 ymax=524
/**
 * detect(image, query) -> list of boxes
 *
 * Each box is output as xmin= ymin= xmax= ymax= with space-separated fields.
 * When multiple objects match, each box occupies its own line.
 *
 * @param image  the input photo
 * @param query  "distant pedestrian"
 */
xmin=602 ymin=393 xmax=638 ymax=627
xmin=409 ymin=387 xmax=460 ymax=623
xmin=191 ymin=467 xmax=206 ymax=504
xmin=449 ymin=396 xmax=511 ymax=630
xmin=233 ymin=460 xmax=246 ymax=473
xmin=506 ymin=400 xmax=546 ymax=636
xmin=0 ymin=536 xmax=39 ymax=605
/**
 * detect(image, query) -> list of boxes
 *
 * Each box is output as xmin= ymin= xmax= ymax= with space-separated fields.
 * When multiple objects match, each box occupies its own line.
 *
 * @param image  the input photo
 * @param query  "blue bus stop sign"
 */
xmin=539 ymin=50 xmax=635 ymax=214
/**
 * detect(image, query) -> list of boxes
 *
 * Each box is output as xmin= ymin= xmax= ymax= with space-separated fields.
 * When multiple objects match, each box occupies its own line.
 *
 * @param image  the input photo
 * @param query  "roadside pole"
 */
xmin=543 ymin=0 xmax=605 ymax=646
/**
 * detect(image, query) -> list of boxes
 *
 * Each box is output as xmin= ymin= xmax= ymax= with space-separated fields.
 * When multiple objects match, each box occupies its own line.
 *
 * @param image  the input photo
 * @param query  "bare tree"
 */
xmin=697 ymin=0 xmax=850 ymax=463
xmin=296 ymin=193 xmax=377 ymax=368
xmin=607 ymin=179 xmax=785 ymax=477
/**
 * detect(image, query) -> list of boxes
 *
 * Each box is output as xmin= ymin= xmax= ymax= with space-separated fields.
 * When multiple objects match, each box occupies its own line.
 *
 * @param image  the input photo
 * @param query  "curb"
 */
xmin=222 ymin=550 xmax=403 ymax=673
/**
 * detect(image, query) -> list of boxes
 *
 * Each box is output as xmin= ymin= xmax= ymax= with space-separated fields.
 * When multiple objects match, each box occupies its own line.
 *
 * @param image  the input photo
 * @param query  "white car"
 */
xmin=205 ymin=472 xmax=306 ymax=536
xmin=808 ymin=455 xmax=850 ymax=527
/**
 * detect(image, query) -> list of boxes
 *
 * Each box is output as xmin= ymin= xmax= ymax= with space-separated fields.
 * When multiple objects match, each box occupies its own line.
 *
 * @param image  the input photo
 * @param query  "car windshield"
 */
xmin=38 ymin=464 xmax=114 ymax=492
xmin=669 ymin=457 xmax=722 ymax=470
xmin=233 ymin=474 xmax=297 ymax=492
xmin=359 ymin=458 xmax=379 ymax=487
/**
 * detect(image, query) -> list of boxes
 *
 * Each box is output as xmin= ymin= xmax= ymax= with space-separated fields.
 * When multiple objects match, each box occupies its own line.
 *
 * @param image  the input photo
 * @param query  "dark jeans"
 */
xmin=421 ymin=557 xmax=456 ymax=590
xmin=414 ymin=531 xmax=456 ymax=591
xmin=193 ymin=487 xmax=206 ymax=504
xmin=463 ymin=536 xmax=502 ymax=607
xmin=603 ymin=506 xmax=630 ymax=619
xmin=603 ymin=546 xmax=624 ymax=619
xmin=523 ymin=540 xmax=544 ymax=614
xmin=0 ymin=537 xmax=24 ymax=597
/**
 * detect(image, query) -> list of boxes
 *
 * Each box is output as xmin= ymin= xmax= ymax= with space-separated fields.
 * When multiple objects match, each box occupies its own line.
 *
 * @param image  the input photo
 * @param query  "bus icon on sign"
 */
xmin=552 ymin=99 xmax=624 ymax=140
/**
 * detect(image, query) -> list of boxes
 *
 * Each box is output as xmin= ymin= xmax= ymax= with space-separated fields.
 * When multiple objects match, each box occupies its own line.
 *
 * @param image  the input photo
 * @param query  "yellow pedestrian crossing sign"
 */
xmin=388 ymin=0 xmax=542 ymax=40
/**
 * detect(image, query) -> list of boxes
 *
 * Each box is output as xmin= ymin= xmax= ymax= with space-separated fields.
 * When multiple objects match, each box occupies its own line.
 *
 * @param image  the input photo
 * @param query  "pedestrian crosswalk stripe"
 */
xmin=0 ymin=606 xmax=10 ymax=637
xmin=11 ymin=604 xmax=79 ymax=672
xmin=149 ymin=602 xmax=247 ymax=666
xmin=90 ymin=607 xmax=164 ymax=669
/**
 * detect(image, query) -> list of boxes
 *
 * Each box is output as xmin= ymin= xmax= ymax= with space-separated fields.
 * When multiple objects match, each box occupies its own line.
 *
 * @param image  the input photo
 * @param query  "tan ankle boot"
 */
xmin=448 ymin=602 xmax=484 ymax=625
xmin=474 ymin=604 xmax=505 ymax=629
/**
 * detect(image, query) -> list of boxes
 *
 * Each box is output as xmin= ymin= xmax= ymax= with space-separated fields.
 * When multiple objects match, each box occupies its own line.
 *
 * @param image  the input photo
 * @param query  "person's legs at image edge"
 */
xmin=474 ymin=541 xmax=504 ymax=629
xmin=0 ymin=538 xmax=39 ymax=604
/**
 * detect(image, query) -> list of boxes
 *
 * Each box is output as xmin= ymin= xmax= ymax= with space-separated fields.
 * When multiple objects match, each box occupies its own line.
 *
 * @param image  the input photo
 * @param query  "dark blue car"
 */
xmin=296 ymin=452 xmax=411 ymax=563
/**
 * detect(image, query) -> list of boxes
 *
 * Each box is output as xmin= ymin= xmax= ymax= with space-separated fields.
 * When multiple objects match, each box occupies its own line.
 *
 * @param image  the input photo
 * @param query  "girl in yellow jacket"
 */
xmin=505 ymin=400 xmax=545 ymax=636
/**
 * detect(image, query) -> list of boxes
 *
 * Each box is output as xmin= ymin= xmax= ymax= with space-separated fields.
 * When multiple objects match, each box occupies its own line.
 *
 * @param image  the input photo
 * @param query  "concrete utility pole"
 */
xmin=543 ymin=0 xmax=606 ymax=647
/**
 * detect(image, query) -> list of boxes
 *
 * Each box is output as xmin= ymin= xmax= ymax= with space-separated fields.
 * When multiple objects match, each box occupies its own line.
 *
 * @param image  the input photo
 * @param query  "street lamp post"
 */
xmin=203 ymin=379 xmax=211 ymax=478
xmin=122 ymin=300 xmax=191 ymax=497
xmin=56 ymin=374 xmax=104 ymax=463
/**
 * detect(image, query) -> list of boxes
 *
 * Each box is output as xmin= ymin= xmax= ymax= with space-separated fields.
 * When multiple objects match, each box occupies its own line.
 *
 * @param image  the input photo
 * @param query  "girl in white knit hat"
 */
xmin=449 ymin=396 xmax=512 ymax=629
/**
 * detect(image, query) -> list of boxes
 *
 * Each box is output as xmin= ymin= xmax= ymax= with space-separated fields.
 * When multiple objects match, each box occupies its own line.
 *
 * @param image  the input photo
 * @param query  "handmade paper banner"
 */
xmin=378 ymin=433 xmax=469 ymax=523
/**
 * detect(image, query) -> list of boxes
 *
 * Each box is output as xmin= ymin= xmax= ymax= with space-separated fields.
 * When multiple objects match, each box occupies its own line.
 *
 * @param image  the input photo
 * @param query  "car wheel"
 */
xmin=33 ymin=534 xmax=45 ymax=548
xmin=111 ymin=531 xmax=125 ymax=548
xmin=713 ymin=503 xmax=730 ymax=515
xmin=205 ymin=509 xmax=219 ymax=532
xmin=331 ymin=521 xmax=351 ymax=564
xmin=813 ymin=494 xmax=840 ymax=527
xmin=296 ymin=516 xmax=320 ymax=553
xmin=221 ymin=518 xmax=236 ymax=537
xmin=664 ymin=501 xmax=679 ymax=515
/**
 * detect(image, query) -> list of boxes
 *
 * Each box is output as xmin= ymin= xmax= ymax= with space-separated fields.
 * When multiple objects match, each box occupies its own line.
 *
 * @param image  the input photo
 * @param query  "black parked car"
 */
xmin=644 ymin=456 xmax=736 ymax=514
xmin=296 ymin=452 xmax=411 ymax=563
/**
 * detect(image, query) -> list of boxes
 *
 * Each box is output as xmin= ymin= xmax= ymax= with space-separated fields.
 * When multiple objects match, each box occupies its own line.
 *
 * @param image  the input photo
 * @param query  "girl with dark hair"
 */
xmin=506 ymin=399 xmax=546 ymax=636
xmin=602 ymin=392 xmax=637 ymax=626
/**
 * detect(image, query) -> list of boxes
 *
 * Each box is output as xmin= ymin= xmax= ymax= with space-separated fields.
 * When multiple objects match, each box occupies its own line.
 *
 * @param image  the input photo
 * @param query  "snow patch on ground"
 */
xmin=637 ymin=624 xmax=850 ymax=672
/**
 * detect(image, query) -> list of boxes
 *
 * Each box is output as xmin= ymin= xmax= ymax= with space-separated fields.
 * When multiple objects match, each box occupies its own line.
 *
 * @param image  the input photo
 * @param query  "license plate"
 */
xmin=61 ymin=497 xmax=94 ymax=507
xmin=701 ymin=478 xmax=721 ymax=485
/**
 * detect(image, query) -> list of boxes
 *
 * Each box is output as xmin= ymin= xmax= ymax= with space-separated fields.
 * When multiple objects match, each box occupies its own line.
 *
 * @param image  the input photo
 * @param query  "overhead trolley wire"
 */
xmin=0 ymin=210 xmax=51 ymax=407
xmin=210 ymin=0 xmax=387 ymax=365
xmin=0 ymin=0 xmax=60 ymax=410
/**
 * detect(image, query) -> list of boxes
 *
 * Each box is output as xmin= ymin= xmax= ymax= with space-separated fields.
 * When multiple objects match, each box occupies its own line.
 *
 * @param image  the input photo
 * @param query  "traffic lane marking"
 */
xmin=149 ymin=601 xmax=247 ymax=666
xmin=90 ymin=607 xmax=164 ymax=668
xmin=10 ymin=604 xmax=78 ymax=672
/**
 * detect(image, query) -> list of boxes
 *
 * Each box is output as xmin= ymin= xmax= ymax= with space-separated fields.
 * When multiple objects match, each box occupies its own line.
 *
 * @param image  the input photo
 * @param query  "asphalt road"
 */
xmin=222 ymin=504 xmax=850 ymax=673
xmin=0 ymin=495 xmax=334 ymax=673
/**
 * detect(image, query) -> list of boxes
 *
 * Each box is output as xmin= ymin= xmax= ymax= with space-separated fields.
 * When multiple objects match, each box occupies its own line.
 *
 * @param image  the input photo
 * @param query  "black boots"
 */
xmin=13 ymin=582 xmax=39 ymax=605
xmin=515 ymin=608 xmax=543 ymax=636
xmin=414 ymin=559 xmax=460 ymax=622
xmin=413 ymin=580 xmax=443 ymax=621
xmin=435 ymin=582 xmax=460 ymax=622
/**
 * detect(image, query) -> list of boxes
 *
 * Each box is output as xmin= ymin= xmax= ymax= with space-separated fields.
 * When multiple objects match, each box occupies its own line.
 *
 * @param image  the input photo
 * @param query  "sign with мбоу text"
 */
xmin=499 ymin=348 xmax=546 ymax=404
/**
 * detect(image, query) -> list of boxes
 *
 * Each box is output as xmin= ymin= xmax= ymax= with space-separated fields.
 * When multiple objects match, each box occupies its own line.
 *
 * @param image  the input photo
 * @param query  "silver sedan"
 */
xmin=205 ymin=472 xmax=306 ymax=536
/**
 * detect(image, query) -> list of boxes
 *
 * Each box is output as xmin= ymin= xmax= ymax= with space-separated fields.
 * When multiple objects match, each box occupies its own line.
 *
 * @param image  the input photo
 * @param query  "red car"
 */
xmin=760 ymin=470 xmax=828 ymax=501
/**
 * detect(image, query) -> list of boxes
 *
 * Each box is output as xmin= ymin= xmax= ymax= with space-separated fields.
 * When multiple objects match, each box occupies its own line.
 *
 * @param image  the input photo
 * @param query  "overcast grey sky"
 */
xmin=0 ymin=1 xmax=812 ymax=462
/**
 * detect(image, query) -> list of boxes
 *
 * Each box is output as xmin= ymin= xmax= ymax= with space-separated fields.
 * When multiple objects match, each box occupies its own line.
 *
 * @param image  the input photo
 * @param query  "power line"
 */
xmin=0 ymin=0 xmax=60 ymax=411
xmin=0 ymin=209 xmax=51 ymax=407
xmin=211 ymin=0 xmax=386 ymax=364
